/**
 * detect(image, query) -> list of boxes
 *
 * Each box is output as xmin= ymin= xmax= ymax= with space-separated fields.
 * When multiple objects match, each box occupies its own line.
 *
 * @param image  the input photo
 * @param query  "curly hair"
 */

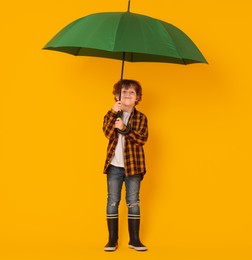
xmin=113 ymin=79 xmax=142 ymax=105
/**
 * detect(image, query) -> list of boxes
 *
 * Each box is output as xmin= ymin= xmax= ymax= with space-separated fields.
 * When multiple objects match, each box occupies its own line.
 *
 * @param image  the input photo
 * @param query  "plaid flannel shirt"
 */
xmin=103 ymin=108 xmax=148 ymax=177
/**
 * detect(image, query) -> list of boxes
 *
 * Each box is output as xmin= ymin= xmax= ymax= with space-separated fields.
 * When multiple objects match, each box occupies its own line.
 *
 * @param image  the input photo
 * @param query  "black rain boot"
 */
xmin=128 ymin=218 xmax=147 ymax=251
xmin=104 ymin=218 xmax=118 ymax=251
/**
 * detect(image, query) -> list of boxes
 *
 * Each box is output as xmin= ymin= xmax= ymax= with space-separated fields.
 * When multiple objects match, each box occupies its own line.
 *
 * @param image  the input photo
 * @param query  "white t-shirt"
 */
xmin=111 ymin=112 xmax=131 ymax=167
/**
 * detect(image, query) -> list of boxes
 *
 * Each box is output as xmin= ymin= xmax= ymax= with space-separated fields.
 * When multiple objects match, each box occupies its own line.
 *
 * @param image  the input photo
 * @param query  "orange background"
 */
xmin=1 ymin=0 xmax=252 ymax=259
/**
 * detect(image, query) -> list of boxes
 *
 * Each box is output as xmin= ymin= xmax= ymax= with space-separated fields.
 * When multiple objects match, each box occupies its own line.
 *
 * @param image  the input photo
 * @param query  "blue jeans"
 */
xmin=106 ymin=165 xmax=142 ymax=219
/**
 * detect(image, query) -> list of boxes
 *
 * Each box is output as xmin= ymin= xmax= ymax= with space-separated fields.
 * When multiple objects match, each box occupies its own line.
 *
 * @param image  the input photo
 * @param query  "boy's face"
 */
xmin=117 ymin=86 xmax=138 ymax=108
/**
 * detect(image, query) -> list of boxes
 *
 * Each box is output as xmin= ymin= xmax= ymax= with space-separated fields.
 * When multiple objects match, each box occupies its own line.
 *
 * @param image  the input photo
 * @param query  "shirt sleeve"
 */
xmin=126 ymin=114 xmax=148 ymax=146
xmin=103 ymin=109 xmax=117 ymax=139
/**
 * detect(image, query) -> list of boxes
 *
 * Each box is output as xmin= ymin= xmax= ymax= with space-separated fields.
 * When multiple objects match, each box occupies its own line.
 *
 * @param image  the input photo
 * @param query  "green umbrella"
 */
xmin=43 ymin=2 xmax=207 ymax=79
xmin=43 ymin=0 xmax=207 ymax=132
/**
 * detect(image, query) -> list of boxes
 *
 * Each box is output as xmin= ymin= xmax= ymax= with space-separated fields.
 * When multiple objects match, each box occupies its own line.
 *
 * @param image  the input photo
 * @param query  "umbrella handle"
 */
xmin=116 ymin=111 xmax=131 ymax=134
xmin=117 ymin=123 xmax=131 ymax=135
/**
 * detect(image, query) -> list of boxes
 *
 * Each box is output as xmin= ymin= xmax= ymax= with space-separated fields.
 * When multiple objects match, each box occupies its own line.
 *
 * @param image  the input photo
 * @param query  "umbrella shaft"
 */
xmin=119 ymin=0 xmax=129 ymax=101
xmin=119 ymin=52 xmax=126 ymax=101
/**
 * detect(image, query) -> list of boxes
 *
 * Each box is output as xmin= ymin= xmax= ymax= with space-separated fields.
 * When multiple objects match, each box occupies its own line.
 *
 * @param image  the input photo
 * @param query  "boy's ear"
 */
xmin=115 ymin=94 xmax=119 ymax=101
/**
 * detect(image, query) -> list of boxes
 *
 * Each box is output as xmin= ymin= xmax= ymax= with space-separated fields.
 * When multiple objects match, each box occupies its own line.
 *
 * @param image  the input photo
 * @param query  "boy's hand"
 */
xmin=112 ymin=101 xmax=122 ymax=112
xmin=114 ymin=118 xmax=124 ymax=130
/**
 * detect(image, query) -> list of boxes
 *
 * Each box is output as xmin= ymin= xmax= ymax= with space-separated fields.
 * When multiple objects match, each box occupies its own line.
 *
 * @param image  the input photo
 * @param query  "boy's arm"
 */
xmin=126 ymin=115 xmax=148 ymax=146
xmin=103 ymin=109 xmax=117 ymax=139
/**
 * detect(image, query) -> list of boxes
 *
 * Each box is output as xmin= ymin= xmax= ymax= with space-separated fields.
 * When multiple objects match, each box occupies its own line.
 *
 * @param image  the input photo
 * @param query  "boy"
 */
xmin=102 ymin=79 xmax=148 ymax=251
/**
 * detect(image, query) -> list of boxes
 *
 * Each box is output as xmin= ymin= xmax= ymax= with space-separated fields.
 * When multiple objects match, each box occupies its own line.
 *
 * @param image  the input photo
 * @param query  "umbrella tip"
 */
xmin=127 ymin=0 xmax=131 ymax=12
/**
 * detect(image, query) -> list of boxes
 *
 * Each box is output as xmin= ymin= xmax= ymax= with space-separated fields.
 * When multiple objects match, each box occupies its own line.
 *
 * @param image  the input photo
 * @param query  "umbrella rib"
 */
xmin=113 ymin=13 xmax=125 ymax=53
xmin=159 ymin=22 xmax=186 ymax=64
xmin=75 ymin=47 xmax=81 ymax=56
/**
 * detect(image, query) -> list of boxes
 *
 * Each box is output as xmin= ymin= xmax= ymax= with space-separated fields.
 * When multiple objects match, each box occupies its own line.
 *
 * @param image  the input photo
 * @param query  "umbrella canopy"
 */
xmin=43 ymin=11 xmax=207 ymax=66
